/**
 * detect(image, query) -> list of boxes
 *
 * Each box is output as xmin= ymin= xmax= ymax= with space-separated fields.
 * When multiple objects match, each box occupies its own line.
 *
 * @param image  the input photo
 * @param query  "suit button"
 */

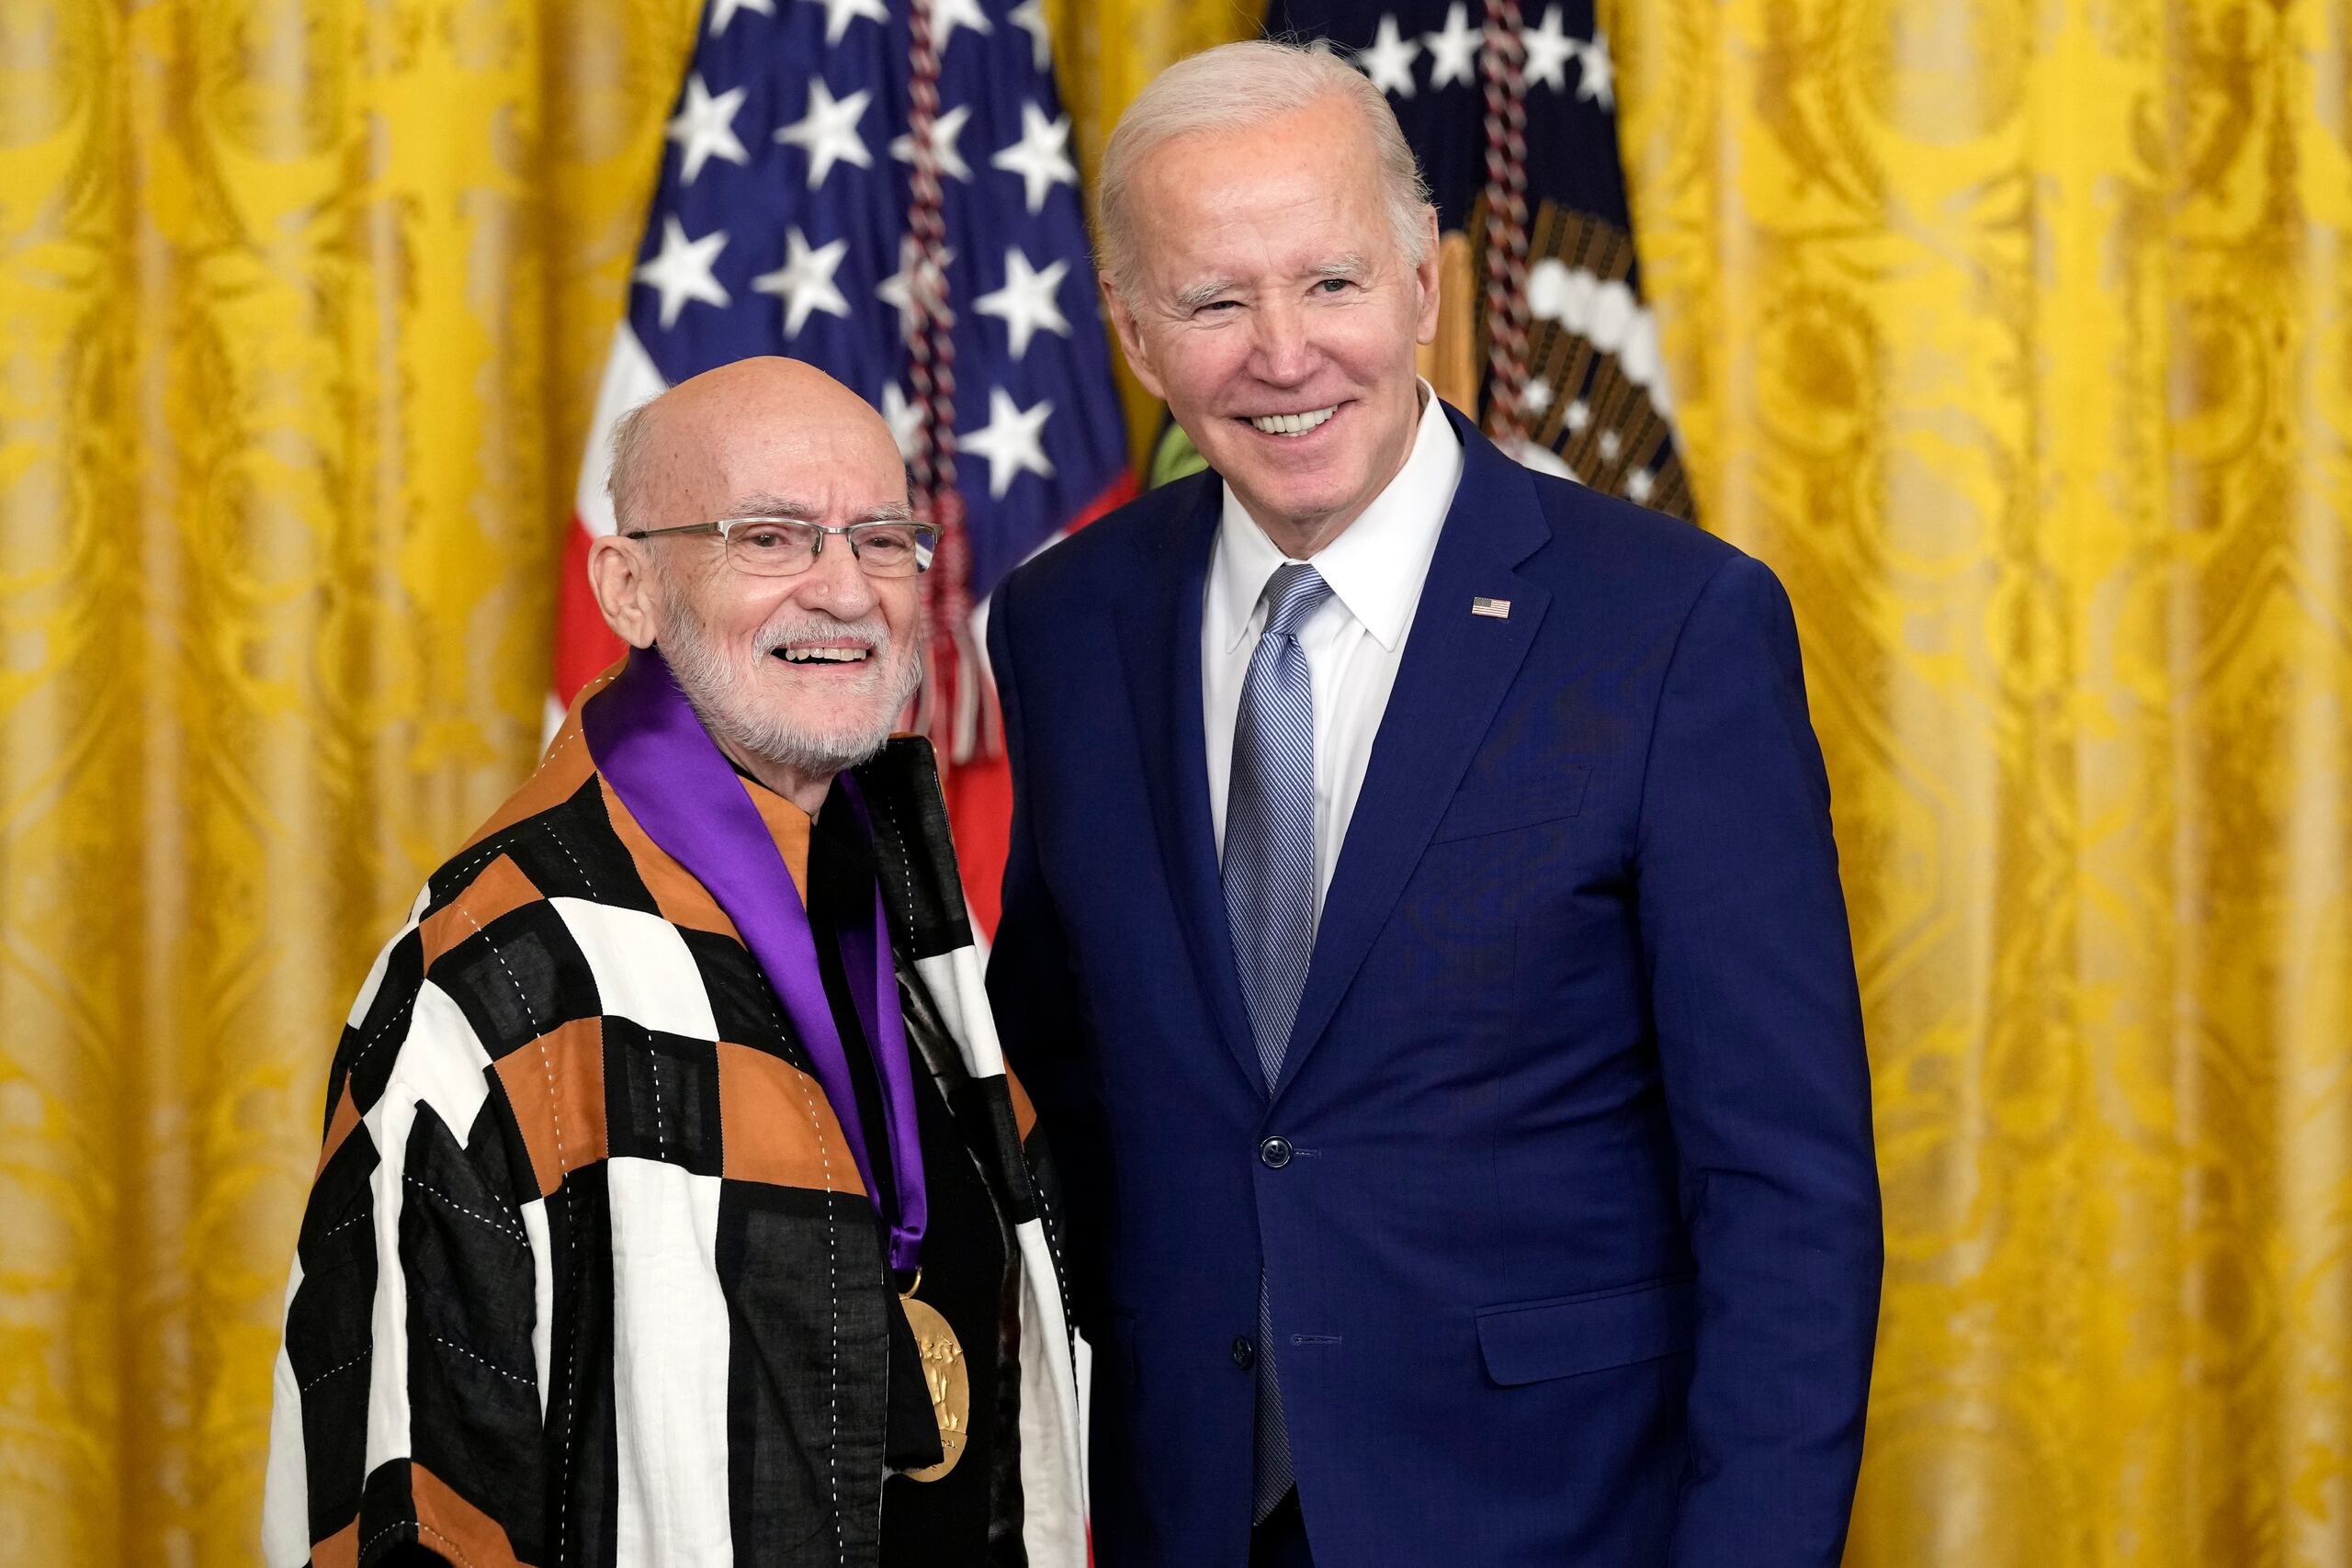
xmin=1259 ymin=1135 xmax=1295 ymax=1169
xmin=1232 ymin=1337 xmax=1257 ymax=1370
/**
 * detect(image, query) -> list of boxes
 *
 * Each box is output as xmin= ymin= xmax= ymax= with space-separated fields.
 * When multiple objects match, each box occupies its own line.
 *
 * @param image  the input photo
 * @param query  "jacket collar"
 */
xmin=1114 ymin=408 xmax=1555 ymax=1100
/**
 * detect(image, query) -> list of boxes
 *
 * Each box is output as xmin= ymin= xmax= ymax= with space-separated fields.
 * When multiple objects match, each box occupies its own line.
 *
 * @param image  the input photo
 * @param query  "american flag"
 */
xmin=1261 ymin=0 xmax=1691 ymax=519
xmin=554 ymin=0 xmax=1134 ymax=931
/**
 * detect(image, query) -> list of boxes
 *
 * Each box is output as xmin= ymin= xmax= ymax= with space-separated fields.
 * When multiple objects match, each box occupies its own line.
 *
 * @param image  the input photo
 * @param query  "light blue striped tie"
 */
xmin=1223 ymin=560 xmax=1330 ymax=1521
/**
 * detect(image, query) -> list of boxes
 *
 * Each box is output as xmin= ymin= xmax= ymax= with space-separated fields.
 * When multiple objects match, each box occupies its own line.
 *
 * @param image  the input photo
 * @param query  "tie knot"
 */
xmin=1260 ymin=562 xmax=1332 ymax=640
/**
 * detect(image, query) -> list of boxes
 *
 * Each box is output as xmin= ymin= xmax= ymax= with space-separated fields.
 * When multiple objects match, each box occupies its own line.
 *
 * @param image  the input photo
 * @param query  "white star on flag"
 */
xmin=1424 ymin=4 xmax=1479 ymax=88
xmin=930 ymin=0 xmax=993 ymax=54
xmin=634 ymin=216 xmax=730 ymax=329
xmin=799 ymin=0 xmax=886 ymax=45
xmin=1008 ymin=0 xmax=1051 ymax=70
xmin=666 ymin=74 xmax=750 ymax=186
xmin=889 ymin=102 xmax=973 ymax=181
xmin=975 ymin=246 xmax=1072 ymax=361
xmin=708 ymin=0 xmax=774 ymax=36
xmin=876 ymin=235 xmax=955 ymax=339
xmin=880 ymin=383 xmax=922 ymax=461
xmin=962 ymin=387 xmax=1057 ymax=498
xmin=1577 ymin=29 xmax=1616 ymax=108
xmin=990 ymin=102 xmax=1078 ymax=214
xmin=776 ymin=79 xmax=874 ymax=189
xmin=1357 ymin=15 xmax=1420 ymax=97
xmin=752 ymin=226 xmax=852 ymax=337
xmin=1523 ymin=6 xmax=1577 ymax=92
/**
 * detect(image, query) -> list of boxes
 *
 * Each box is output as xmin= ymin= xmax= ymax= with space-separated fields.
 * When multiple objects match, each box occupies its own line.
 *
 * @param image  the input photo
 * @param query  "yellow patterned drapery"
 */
xmin=0 ymin=2 xmax=2346 ymax=1566
xmin=1038 ymin=0 xmax=1259 ymax=460
xmin=0 ymin=2 xmax=702 ymax=1561
xmin=1617 ymin=0 xmax=2352 ymax=1562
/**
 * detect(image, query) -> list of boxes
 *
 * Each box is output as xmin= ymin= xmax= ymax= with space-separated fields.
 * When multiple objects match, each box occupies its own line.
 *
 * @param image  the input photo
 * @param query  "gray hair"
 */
xmin=605 ymin=397 xmax=660 ymax=535
xmin=1094 ymin=39 xmax=1434 ymax=307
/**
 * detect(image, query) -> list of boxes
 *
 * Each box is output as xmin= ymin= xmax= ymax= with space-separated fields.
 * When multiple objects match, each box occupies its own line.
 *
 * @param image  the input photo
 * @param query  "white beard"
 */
xmin=658 ymin=592 xmax=922 ymax=780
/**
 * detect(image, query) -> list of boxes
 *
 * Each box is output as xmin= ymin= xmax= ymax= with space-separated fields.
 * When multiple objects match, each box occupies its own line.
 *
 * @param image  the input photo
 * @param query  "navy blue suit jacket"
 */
xmin=986 ymin=410 xmax=1882 ymax=1567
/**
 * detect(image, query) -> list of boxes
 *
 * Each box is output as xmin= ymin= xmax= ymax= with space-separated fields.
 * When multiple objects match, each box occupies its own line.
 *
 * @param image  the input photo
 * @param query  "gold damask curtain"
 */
xmin=1617 ymin=0 xmax=2352 ymax=1562
xmin=0 ymin=2 xmax=2345 ymax=1565
xmin=0 ymin=3 xmax=702 ymax=1560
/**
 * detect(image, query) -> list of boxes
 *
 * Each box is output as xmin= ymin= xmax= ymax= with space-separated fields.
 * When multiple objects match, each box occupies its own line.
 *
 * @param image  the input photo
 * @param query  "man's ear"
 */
xmin=587 ymin=536 xmax=662 ymax=650
xmin=1102 ymin=280 xmax=1166 ymax=400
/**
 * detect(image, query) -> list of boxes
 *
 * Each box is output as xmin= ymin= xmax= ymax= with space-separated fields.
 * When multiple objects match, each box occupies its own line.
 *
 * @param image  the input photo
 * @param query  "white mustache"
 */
xmin=752 ymin=612 xmax=896 ymax=659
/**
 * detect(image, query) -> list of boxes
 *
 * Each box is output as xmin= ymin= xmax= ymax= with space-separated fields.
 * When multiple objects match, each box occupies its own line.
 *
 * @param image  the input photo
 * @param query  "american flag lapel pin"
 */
xmin=1471 ymin=597 xmax=1511 ymax=619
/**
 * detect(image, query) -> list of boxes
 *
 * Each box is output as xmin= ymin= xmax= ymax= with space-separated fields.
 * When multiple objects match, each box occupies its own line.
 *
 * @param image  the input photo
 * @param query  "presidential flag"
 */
xmin=1281 ymin=0 xmax=1689 ymax=513
xmin=554 ymin=0 xmax=1134 ymax=931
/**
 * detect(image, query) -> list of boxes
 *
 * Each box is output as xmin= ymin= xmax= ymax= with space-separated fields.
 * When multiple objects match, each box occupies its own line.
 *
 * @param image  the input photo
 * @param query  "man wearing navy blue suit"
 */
xmin=984 ymin=39 xmax=1882 ymax=1568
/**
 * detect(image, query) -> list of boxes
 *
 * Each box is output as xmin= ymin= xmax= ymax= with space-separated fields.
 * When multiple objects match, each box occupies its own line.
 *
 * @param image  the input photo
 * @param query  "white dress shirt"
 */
xmin=1204 ymin=385 xmax=1465 ymax=908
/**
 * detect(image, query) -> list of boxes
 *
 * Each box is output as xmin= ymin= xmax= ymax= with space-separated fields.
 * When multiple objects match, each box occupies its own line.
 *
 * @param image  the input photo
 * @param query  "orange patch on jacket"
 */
xmin=316 ymin=1080 xmax=362 ymax=1177
xmin=741 ymin=777 xmax=812 ymax=901
xmin=309 ymin=1519 xmax=358 ymax=1568
xmin=492 ymin=1017 xmax=609 ymax=1198
xmin=599 ymin=777 xmax=737 ymax=939
xmin=419 ymin=853 xmax=545 ymax=969
xmin=412 ymin=1462 xmax=529 ymax=1568
xmin=717 ymin=1040 xmax=865 ymax=1196
xmin=463 ymin=693 xmax=606 ymax=851
xmin=1005 ymin=1066 xmax=1038 ymax=1144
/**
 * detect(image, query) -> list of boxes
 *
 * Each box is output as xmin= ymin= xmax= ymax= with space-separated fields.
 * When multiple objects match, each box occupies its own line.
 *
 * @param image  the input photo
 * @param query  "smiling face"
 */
xmin=1106 ymin=93 xmax=1440 ymax=556
xmin=589 ymin=358 xmax=922 ymax=807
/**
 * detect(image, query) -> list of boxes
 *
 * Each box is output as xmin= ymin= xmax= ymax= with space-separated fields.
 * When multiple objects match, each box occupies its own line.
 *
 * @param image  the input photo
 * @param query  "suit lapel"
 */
xmin=1113 ymin=478 xmax=1265 ymax=1093
xmin=1275 ymin=414 xmax=1554 ymax=1099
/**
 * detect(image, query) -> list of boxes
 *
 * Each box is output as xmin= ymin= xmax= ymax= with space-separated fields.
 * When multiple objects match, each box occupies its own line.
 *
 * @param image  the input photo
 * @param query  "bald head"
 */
xmin=607 ymin=356 xmax=906 ymax=536
xmin=585 ymin=357 xmax=925 ymax=813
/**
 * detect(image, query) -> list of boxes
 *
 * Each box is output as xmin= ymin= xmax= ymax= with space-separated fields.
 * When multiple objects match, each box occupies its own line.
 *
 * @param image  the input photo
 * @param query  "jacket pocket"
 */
xmin=1430 ymin=765 xmax=1591 ymax=844
xmin=1476 ymin=1275 xmax=1697 ymax=1386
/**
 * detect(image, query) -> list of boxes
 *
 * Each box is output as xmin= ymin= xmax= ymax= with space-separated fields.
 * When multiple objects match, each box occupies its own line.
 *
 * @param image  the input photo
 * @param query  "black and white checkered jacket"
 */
xmin=261 ymin=694 xmax=1086 ymax=1568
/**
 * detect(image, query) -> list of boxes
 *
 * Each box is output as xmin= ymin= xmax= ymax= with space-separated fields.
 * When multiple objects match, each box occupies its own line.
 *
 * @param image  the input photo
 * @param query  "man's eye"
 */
xmin=1195 ymin=299 xmax=1238 ymax=315
xmin=1316 ymin=277 xmax=1352 ymax=294
xmin=858 ymin=528 xmax=913 ymax=558
xmin=739 ymin=525 xmax=799 ymax=551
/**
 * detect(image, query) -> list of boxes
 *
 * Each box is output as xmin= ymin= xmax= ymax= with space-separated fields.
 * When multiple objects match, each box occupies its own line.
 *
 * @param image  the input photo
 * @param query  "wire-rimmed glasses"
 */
xmin=623 ymin=516 xmax=940 ymax=578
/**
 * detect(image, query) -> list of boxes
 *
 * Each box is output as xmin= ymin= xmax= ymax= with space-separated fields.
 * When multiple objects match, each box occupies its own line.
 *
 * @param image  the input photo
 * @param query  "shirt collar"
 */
xmin=1214 ymin=383 xmax=1465 ymax=652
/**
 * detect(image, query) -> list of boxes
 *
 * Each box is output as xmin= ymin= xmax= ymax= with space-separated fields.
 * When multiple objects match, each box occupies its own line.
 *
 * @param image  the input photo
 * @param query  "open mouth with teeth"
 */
xmin=1247 ymin=405 xmax=1339 ymax=438
xmin=775 ymin=645 xmax=872 ymax=666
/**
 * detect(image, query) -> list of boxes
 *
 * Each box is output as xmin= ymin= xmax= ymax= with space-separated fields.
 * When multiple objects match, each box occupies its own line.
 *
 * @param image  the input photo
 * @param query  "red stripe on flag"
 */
xmin=555 ymin=515 xmax=625 ymax=706
xmin=950 ymin=470 xmax=1136 ymax=937
xmin=1064 ymin=469 xmax=1137 ymax=534
xmin=946 ymin=750 xmax=1014 ymax=938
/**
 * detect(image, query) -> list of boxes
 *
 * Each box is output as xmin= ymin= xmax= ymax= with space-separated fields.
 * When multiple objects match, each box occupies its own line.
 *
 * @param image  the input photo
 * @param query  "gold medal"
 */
xmin=898 ymin=1271 xmax=969 ymax=1483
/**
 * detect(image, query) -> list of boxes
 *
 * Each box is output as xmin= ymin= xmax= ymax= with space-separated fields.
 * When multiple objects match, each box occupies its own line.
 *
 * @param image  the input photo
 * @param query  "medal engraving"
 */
xmin=898 ymin=1291 xmax=969 ymax=1482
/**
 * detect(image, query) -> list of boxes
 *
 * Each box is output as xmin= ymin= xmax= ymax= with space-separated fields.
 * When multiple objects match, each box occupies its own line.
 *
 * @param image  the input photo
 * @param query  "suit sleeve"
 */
xmin=262 ymin=929 xmax=548 ymax=1568
xmin=985 ymin=573 xmax=1113 ymax=1336
xmin=1634 ymin=553 xmax=1883 ymax=1568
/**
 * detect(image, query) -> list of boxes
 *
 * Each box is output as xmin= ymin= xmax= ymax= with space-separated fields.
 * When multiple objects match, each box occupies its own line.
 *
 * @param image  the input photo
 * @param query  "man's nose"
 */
xmin=792 ymin=534 xmax=877 ymax=614
xmin=1250 ymin=299 xmax=1314 ymax=384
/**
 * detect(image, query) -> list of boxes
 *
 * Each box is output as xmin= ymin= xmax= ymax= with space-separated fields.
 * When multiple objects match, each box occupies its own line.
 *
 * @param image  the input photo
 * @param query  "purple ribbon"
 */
xmin=583 ymin=648 xmax=927 ymax=1272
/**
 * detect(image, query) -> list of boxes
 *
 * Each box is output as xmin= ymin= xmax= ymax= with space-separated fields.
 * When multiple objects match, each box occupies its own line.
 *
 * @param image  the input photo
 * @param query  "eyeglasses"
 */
xmin=623 ymin=517 xmax=940 ymax=579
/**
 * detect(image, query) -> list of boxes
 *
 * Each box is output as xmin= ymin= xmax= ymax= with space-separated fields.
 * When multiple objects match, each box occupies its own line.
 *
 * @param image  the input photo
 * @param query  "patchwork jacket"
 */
xmin=261 ymin=698 xmax=1085 ymax=1568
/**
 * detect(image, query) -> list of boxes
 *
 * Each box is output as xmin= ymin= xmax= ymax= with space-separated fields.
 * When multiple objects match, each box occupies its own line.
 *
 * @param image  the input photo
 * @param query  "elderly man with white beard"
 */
xmin=262 ymin=358 xmax=1086 ymax=1568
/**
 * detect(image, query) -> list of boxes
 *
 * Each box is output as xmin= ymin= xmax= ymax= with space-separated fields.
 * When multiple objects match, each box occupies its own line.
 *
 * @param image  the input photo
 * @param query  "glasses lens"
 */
xmin=851 ymin=523 xmax=940 ymax=577
xmin=726 ymin=520 xmax=820 ymax=576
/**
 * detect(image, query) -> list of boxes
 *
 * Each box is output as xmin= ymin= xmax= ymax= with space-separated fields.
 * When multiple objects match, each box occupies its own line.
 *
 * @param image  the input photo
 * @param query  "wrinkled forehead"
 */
xmin=655 ymin=404 xmax=909 ymax=524
xmin=1135 ymin=129 xmax=1400 ymax=290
